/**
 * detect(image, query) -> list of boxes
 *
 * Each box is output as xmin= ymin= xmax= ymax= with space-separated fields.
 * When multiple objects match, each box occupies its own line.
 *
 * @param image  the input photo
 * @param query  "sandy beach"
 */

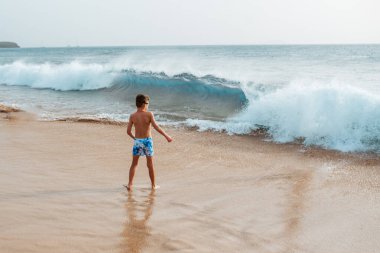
xmin=1 ymin=107 xmax=379 ymax=253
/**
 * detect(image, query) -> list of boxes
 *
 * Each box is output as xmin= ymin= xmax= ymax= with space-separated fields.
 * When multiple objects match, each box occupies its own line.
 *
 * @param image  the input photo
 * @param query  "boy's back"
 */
xmin=130 ymin=111 xmax=152 ymax=138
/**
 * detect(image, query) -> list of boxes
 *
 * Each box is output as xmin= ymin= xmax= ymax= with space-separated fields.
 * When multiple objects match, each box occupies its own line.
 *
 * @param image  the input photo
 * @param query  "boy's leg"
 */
xmin=127 ymin=155 xmax=140 ymax=190
xmin=146 ymin=156 xmax=156 ymax=188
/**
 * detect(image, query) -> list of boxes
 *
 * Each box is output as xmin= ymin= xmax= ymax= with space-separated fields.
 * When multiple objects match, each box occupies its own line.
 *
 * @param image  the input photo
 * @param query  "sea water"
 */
xmin=1 ymin=45 xmax=379 ymax=152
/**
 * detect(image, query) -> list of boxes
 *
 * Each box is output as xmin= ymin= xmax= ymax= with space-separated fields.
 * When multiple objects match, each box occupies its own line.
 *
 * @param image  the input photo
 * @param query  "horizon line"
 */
xmin=8 ymin=42 xmax=380 ymax=49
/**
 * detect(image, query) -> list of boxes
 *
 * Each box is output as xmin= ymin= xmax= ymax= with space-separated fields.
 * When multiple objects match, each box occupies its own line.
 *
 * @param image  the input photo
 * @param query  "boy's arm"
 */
xmin=150 ymin=112 xmax=173 ymax=142
xmin=127 ymin=115 xmax=135 ymax=140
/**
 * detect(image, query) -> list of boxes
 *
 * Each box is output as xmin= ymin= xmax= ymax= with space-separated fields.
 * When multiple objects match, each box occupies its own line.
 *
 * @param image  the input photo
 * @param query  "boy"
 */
xmin=125 ymin=94 xmax=172 ymax=191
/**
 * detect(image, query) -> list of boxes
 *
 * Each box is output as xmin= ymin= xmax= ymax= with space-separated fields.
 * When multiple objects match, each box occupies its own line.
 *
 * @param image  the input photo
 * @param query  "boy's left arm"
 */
xmin=150 ymin=112 xmax=172 ymax=142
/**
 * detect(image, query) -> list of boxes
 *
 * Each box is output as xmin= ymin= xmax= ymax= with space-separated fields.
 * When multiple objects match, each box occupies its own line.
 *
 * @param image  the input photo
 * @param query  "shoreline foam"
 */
xmin=2 ymin=102 xmax=378 ymax=156
xmin=52 ymin=114 xmax=380 ymax=157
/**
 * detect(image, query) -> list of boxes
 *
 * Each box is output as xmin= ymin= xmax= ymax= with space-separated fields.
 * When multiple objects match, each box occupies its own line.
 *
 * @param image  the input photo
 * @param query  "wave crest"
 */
xmin=0 ymin=61 xmax=116 ymax=90
xmin=0 ymin=61 xmax=248 ymax=118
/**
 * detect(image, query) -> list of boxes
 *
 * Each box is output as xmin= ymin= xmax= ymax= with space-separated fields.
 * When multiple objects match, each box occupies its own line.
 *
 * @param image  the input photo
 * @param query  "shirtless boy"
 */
xmin=126 ymin=94 xmax=173 ymax=191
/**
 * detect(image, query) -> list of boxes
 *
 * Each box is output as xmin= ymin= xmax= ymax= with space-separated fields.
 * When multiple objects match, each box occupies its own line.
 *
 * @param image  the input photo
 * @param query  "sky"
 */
xmin=0 ymin=0 xmax=379 ymax=47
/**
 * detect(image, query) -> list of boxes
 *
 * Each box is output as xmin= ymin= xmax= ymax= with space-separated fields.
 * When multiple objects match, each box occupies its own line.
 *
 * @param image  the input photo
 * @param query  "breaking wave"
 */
xmin=0 ymin=61 xmax=247 ymax=118
xmin=1 ymin=60 xmax=380 ymax=152
xmin=187 ymin=81 xmax=380 ymax=153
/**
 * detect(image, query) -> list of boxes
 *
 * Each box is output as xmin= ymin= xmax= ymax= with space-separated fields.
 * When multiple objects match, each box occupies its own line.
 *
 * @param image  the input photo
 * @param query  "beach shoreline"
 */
xmin=1 ymin=107 xmax=379 ymax=253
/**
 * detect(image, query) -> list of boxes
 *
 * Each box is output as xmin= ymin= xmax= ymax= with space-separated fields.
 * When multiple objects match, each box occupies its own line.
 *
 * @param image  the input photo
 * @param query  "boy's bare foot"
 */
xmin=123 ymin=184 xmax=132 ymax=191
xmin=152 ymin=185 xmax=160 ymax=190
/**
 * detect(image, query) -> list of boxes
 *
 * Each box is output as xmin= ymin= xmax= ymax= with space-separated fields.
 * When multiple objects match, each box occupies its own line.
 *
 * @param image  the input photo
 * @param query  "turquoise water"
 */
xmin=1 ymin=45 xmax=380 ymax=152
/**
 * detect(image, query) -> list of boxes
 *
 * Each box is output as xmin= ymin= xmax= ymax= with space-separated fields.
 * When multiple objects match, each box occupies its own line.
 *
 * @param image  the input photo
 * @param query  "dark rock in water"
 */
xmin=0 ymin=104 xmax=21 ymax=113
xmin=0 ymin=42 xmax=20 ymax=48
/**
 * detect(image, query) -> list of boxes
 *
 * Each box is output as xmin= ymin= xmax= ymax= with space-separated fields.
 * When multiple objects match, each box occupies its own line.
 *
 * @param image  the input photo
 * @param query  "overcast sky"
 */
xmin=1 ymin=0 xmax=379 ymax=47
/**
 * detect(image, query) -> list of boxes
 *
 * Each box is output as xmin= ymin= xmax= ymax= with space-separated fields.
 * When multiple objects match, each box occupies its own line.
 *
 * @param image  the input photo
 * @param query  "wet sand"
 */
xmin=1 ymin=109 xmax=379 ymax=253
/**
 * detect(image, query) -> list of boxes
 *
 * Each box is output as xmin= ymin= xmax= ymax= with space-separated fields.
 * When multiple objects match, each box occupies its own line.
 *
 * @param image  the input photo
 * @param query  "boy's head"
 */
xmin=136 ymin=94 xmax=150 ymax=108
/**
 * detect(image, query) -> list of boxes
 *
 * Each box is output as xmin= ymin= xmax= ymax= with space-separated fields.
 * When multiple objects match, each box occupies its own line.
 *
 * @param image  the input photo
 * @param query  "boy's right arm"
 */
xmin=150 ymin=112 xmax=173 ymax=142
xmin=127 ymin=115 xmax=135 ymax=140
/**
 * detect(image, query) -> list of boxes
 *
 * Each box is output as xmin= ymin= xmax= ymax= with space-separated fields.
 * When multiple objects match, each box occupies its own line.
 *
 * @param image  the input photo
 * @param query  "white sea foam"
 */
xmin=0 ymin=61 xmax=117 ymax=90
xmin=187 ymin=80 xmax=380 ymax=152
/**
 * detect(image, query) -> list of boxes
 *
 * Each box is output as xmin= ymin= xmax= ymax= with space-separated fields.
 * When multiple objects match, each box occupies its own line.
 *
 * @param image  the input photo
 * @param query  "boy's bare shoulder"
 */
xmin=129 ymin=111 xmax=152 ymax=121
xmin=129 ymin=112 xmax=140 ymax=122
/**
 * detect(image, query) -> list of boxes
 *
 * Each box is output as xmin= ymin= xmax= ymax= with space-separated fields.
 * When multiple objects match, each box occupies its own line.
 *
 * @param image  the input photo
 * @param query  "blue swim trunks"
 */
xmin=133 ymin=137 xmax=154 ymax=156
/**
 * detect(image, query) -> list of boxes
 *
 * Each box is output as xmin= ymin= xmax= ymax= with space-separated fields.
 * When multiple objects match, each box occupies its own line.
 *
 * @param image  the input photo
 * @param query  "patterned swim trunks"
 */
xmin=133 ymin=137 xmax=154 ymax=156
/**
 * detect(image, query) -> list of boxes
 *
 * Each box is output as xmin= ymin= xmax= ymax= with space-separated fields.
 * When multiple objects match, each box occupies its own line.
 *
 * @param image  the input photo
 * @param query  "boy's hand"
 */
xmin=166 ymin=135 xmax=173 ymax=142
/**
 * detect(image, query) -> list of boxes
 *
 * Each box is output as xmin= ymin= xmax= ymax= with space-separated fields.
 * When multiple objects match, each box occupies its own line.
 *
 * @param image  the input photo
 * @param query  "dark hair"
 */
xmin=136 ymin=94 xmax=150 ymax=108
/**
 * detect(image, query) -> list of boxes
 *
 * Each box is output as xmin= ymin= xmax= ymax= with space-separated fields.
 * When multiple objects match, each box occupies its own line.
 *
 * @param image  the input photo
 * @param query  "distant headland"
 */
xmin=0 ymin=42 xmax=20 ymax=48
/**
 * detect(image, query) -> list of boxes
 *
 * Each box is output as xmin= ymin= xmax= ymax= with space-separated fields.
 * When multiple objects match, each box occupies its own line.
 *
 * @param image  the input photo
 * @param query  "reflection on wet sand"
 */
xmin=121 ymin=190 xmax=156 ymax=253
xmin=283 ymin=170 xmax=313 ymax=252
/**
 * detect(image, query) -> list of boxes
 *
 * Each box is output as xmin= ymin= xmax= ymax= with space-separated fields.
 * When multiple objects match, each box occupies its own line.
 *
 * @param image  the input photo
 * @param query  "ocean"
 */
xmin=1 ymin=45 xmax=379 ymax=153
